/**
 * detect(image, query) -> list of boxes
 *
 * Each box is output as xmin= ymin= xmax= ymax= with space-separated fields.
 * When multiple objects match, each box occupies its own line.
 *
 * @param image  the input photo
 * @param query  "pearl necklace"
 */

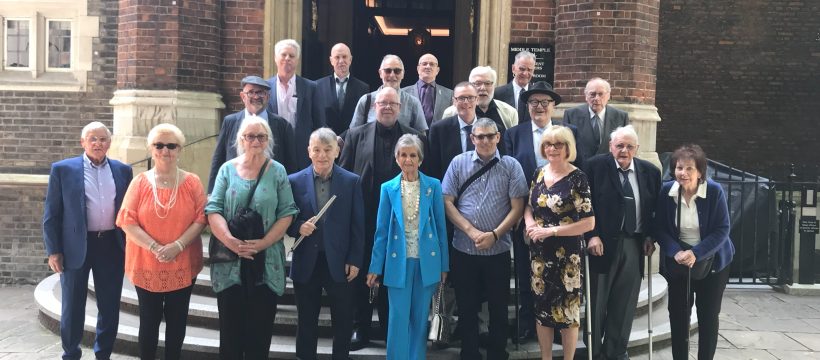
xmin=149 ymin=168 xmax=179 ymax=219
xmin=400 ymin=176 xmax=420 ymax=221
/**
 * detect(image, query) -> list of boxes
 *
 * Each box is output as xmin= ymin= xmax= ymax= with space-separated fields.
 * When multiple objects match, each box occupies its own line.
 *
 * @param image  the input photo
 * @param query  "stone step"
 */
xmin=36 ymin=273 xmax=694 ymax=359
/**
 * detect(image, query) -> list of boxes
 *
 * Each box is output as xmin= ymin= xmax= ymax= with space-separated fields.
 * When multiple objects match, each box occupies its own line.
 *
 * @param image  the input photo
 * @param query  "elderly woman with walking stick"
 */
xmin=655 ymin=144 xmax=735 ymax=360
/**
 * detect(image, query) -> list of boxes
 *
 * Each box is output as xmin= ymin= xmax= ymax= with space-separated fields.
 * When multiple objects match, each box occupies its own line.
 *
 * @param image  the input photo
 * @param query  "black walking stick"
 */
xmin=686 ymin=265 xmax=692 ymax=357
xmin=583 ymin=239 xmax=593 ymax=360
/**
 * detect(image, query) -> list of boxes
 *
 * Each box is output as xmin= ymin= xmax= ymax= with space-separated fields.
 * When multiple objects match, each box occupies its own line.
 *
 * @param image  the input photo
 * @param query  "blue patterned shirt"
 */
xmin=441 ymin=150 xmax=528 ymax=255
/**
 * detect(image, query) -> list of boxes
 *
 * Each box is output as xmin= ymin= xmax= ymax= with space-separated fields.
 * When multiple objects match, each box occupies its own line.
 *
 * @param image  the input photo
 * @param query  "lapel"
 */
xmin=361 ymin=124 xmax=375 ymax=170
xmin=268 ymin=78 xmax=279 ymax=114
xmin=294 ymin=76 xmax=303 ymax=119
xmin=520 ymin=123 xmax=536 ymax=171
xmin=74 ymin=157 xmax=87 ymax=215
xmin=417 ymin=174 xmax=432 ymax=230
xmin=304 ymin=166 xmax=318 ymax=214
xmin=387 ymin=176 xmax=405 ymax=233
xmin=606 ymin=155 xmax=624 ymax=196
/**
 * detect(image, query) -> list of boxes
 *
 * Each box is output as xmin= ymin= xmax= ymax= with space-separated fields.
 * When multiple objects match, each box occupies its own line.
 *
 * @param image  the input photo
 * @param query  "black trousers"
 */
xmin=666 ymin=262 xmax=730 ymax=360
xmin=216 ymin=284 xmax=278 ymax=360
xmin=352 ymin=224 xmax=389 ymax=337
xmin=293 ymin=252 xmax=354 ymax=360
xmin=453 ymin=250 xmax=510 ymax=360
xmin=134 ymin=283 xmax=195 ymax=360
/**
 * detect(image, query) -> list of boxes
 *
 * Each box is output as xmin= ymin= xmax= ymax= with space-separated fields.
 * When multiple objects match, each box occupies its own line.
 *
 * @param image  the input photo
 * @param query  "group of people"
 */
xmin=42 ymin=38 xmax=736 ymax=360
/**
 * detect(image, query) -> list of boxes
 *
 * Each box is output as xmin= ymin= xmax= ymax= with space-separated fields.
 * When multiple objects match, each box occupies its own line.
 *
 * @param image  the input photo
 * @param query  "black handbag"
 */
xmin=209 ymin=160 xmax=268 ymax=264
xmin=666 ymin=190 xmax=714 ymax=281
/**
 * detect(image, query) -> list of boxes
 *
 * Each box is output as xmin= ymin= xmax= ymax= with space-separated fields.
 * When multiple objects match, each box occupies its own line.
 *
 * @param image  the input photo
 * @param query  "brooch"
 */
xmin=426 ymin=188 xmax=432 ymax=197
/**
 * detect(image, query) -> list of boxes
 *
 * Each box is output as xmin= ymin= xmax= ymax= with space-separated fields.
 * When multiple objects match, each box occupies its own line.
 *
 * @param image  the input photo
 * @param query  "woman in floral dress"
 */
xmin=523 ymin=125 xmax=595 ymax=359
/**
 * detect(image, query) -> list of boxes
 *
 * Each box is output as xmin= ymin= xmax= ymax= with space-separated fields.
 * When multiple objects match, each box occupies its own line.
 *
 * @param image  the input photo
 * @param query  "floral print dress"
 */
xmin=528 ymin=167 xmax=594 ymax=329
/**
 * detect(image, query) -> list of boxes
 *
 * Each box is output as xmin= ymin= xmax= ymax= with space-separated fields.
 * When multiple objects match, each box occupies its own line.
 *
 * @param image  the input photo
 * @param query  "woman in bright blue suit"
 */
xmin=366 ymin=134 xmax=449 ymax=360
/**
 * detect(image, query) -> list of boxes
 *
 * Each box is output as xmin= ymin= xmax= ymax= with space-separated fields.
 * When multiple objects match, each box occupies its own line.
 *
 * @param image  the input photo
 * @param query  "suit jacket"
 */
xmin=401 ymin=82 xmax=454 ymax=126
xmin=315 ymin=74 xmax=370 ymax=136
xmin=287 ymin=164 xmax=365 ymax=283
xmin=503 ymin=121 xmax=580 ymax=186
xmin=582 ymin=153 xmax=661 ymax=274
xmin=339 ymin=121 xmax=425 ymax=219
xmin=655 ymin=179 xmax=735 ymax=273
xmin=267 ymin=75 xmax=326 ymax=169
xmin=369 ymin=172 xmax=449 ymax=288
xmin=43 ymin=156 xmax=132 ymax=270
xmin=442 ymin=99 xmax=520 ymax=131
xmin=349 ymin=88 xmax=429 ymax=132
xmin=208 ymin=109 xmax=295 ymax=193
xmin=494 ymin=82 xmax=531 ymax=123
xmin=427 ymin=115 xmax=469 ymax=180
xmin=563 ymin=104 xmax=629 ymax=164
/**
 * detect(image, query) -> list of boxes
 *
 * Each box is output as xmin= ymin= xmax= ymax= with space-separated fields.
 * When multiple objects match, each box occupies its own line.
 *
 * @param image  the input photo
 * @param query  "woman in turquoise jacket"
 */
xmin=366 ymin=134 xmax=449 ymax=360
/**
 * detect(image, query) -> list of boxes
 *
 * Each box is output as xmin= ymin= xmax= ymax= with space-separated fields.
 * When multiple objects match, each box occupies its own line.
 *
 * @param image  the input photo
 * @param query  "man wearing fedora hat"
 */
xmin=503 ymin=80 xmax=578 ymax=343
xmin=208 ymin=75 xmax=296 ymax=192
xmin=562 ymin=77 xmax=630 ymax=165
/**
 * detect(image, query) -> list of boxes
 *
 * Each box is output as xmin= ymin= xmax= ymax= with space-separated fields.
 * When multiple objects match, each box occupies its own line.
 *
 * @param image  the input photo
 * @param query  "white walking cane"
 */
xmin=583 ymin=240 xmax=593 ymax=360
xmin=647 ymin=253 xmax=654 ymax=360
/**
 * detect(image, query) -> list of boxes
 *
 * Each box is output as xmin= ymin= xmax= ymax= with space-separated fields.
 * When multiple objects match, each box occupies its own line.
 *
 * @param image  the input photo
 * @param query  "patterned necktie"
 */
xmin=535 ymin=127 xmax=547 ymax=167
xmin=592 ymin=114 xmax=602 ymax=143
xmin=422 ymin=83 xmax=435 ymax=125
xmin=464 ymin=125 xmax=474 ymax=151
xmin=619 ymin=168 xmax=637 ymax=234
xmin=336 ymin=78 xmax=347 ymax=109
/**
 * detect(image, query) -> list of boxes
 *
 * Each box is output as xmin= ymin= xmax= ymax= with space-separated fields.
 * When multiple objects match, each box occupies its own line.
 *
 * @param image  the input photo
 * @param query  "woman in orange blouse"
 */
xmin=116 ymin=123 xmax=206 ymax=360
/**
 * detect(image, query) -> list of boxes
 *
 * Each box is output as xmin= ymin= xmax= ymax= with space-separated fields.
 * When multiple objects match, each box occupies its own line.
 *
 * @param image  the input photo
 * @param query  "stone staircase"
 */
xmin=35 ymin=238 xmax=696 ymax=359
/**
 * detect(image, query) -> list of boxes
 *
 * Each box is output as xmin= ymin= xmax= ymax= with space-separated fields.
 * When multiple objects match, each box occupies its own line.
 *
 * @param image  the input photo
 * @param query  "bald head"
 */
xmin=329 ymin=43 xmax=352 ymax=78
xmin=417 ymin=53 xmax=440 ymax=83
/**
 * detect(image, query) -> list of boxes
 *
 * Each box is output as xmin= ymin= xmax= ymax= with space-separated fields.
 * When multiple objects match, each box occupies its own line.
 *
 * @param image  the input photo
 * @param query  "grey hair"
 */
xmin=275 ymin=39 xmax=301 ymax=58
xmin=375 ymin=86 xmax=400 ymax=104
xmin=81 ymin=121 xmax=111 ymax=138
xmin=309 ymin=127 xmax=339 ymax=150
xmin=235 ymin=116 xmax=274 ymax=158
xmin=585 ymin=77 xmax=612 ymax=94
xmin=469 ymin=66 xmax=497 ymax=83
xmin=146 ymin=123 xmax=186 ymax=148
xmin=610 ymin=124 xmax=639 ymax=144
xmin=394 ymin=134 xmax=424 ymax=163
xmin=380 ymin=54 xmax=404 ymax=69
xmin=514 ymin=50 xmax=536 ymax=64
xmin=472 ymin=118 xmax=498 ymax=133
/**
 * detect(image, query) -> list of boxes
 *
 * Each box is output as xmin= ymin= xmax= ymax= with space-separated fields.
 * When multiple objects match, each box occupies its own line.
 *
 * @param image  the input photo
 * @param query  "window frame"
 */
xmin=45 ymin=18 xmax=73 ymax=72
xmin=3 ymin=17 xmax=33 ymax=71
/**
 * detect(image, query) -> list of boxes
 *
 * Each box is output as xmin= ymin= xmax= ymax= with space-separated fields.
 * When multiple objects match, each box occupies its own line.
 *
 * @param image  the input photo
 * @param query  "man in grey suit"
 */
xmin=493 ymin=50 xmax=536 ymax=123
xmin=349 ymin=54 xmax=428 ymax=132
xmin=401 ymin=53 xmax=453 ymax=127
xmin=562 ymin=77 xmax=630 ymax=164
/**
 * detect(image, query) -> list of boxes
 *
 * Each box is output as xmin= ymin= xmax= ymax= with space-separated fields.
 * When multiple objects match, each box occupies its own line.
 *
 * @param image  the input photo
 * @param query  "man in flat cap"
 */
xmin=208 ymin=75 xmax=296 ymax=192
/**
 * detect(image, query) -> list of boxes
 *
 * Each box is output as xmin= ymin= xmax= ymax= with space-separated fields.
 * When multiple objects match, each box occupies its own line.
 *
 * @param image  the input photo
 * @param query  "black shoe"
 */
xmin=432 ymin=340 xmax=450 ymax=350
xmin=515 ymin=328 xmax=536 ymax=344
xmin=478 ymin=332 xmax=490 ymax=348
xmin=574 ymin=348 xmax=603 ymax=360
xmin=350 ymin=329 xmax=370 ymax=351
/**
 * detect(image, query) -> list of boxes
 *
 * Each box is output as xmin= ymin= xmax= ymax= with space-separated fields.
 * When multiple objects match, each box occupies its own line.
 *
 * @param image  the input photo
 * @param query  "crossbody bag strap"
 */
xmin=245 ymin=159 xmax=269 ymax=208
xmin=456 ymin=157 xmax=500 ymax=199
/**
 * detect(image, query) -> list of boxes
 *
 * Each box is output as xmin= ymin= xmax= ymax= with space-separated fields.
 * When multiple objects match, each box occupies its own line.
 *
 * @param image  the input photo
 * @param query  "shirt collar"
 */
xmin=613 ymin=157 xmax=635 ymax=172
xmin=375 ymin=121 xmax=399 ymax=137
xmin=668 ymin=181 xmax=708 ymax=200
xmin=513 ymin=82 xmax=527 ymax=93
xmin=458 ymin=115 xmax=475 ymax=129
xmin=589 ymin=106 xmax=607 ymax=119
xmin=313 ymin=167 xmax=333 ymax=181
xmin=82 ymin=153 xmax=109 ymax=169
xmin=531 ymin=120 xmax=552 ymax=133
xmin=245 ymin=108 xmax=268 ymax=118
xmin=278 ymin=74 xmax=296 ymax=87
xmin=470 ymin=149 xmax=501 ymax=163
xmin=416 ymin=79 xmax=436 ymax=88
xmin=334 ymin=74 xmax=349 ymax=83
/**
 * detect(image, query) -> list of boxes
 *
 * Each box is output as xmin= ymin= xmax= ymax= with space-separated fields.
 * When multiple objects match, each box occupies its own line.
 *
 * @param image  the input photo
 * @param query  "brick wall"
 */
xmin=510 ymin=0 xmax=558 ymax=44
xmin=656 ymin=0 xmax=819 ymax=180
xmin=0 ymin=184 xmax=48 ymax=284
xmin=220 ymin=0 xmax=266 ymax=112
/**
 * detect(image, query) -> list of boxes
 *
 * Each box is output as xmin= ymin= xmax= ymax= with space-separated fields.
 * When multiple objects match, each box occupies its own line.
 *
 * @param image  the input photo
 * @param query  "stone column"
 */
xmin=110 ymin=0 xmax=225 ymax=182
xmin=552 ymin=0 xmax=661 ymax=165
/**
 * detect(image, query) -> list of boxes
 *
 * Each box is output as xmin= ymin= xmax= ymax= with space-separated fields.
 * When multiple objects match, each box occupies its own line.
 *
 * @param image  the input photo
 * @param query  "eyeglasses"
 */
xmin=243 ymin=134 xmax=268 ymax=142
xmin=543 ymin=142 xmax=566 ymax=150
xmin=454 ymin=96 xmax=478 ymax=103
xmin=418 ymin=61 xmax=438 ymax=67
xmin=470 ymin=81 xmax=494 ymax=88
xmin=614 ymin=143 xmax=637 ymax=151
xmin=86 ymin=136 xmax=110 ymax=143
xmin=243 ymin=90 xmax=267 ymax=98
xmin=586 ymin=91 xmax=607 ymax=98
xmin=376 ymin=101 xmax=401 ymax=108
xmin=153 ymin=143 xmax=179 ymax=150
xmin=471 ymin=133 xmax=497 ymax=141
xmin=527 ymin=99 xmax=555 ymax=107
xmin=381 ymin=68 xmax=403 ymax=74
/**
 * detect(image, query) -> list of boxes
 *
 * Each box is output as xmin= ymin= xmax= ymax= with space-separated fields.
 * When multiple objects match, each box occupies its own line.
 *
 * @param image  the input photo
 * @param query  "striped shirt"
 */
xmin=83 ymin=153 xmax=116 ymax=232
xmin=442 ymin=150 xmax=528 ymax=256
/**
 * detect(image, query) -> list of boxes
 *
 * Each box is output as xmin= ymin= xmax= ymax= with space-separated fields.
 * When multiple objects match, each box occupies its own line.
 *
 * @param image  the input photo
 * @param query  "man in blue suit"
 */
xmin=314 ymin=43 xmax=370 ymax=135
xmin=288 ymin=128 xmax=365 ymax=360
xmin=209 ymin=75 xmax=295 ymax=192
xmin=43 ymin=122 xmax=133 ymax=360
xmin=268 ymin=39 xmax=325 ymax=169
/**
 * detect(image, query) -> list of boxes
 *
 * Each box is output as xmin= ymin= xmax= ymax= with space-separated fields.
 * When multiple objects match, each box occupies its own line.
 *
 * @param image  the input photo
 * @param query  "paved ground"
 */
xmin=0 ymin=285 xmax=817 ymax=359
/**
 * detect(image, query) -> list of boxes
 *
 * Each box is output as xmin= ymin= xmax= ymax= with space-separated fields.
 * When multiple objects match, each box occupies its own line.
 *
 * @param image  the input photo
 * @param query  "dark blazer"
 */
xmin=427 ymin=115 xmax=465 ymax=180
xmin=401 ymin=83 xmax=454 ymax=126
xmin=287 ymin=164 xmax=365 ymax=283
xmin=655 ymin=179 xmax=735 ymax=273
xmin=208 ymin=109 xmax=295 ymax=193
xmin=267 ymin=75 xmax=326 ymax=169
xmin=582 ymin=153 xmax=661 ymax=274
xmin=43 ymin=156 xmax=132 ymax=269
xmin=494 ymin=82 xmax=531 ymax=123
xmin=562 ymin=104 xmax=629 ymax=164
xmin=339 ymin=121 xmax=425 ymax=218
xmin=315 ymin=74 xmax=370 ymax=136
xmin=503 ymin=121 xmax=580 ymax=185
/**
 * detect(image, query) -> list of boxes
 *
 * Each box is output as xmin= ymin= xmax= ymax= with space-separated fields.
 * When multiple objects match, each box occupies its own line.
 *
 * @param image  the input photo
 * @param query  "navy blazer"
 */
xmin=369 ymin=172 xmax=449 ymax=288
xmin=43 ymin=156 xmax=132 ymax=269
xmin=315 ymin=74 xmax=370 ymax=136
xmin=494 ymin=82 xmax=531 ymax=123
xmin=502 ymin=121 xmax=579 ymax=185
xmin=208 ymin=109 xmax=296 ymax=193
xmin=267 ymin=75 xmax=326 ymax=169
xmin=562 ymin=104 xmax=629 ymax=164
xmin=428 ymin=115 xmax=511 ymax=181
xmin=287 ymin=164 xmax=365 ymax=283
xmin=582 ymin=153 xmax=661 ymax=274
xmin=655 ymin=179 xmax=735 ymax=273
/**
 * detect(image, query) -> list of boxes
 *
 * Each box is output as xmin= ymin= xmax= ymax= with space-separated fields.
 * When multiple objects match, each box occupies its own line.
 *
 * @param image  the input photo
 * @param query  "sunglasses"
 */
xmin=471 ymin=133 xmax=498 ymax=141
xmin=153 ymin=143 xmax=179 ymax=150
xmin=381 ymin=68 xmax=403 ymax=74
